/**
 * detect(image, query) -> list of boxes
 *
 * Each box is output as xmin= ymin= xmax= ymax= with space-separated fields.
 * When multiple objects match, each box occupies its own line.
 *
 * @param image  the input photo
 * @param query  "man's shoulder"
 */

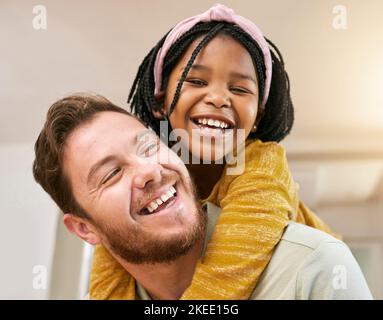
xmin=280 ymin=221 xmax=342 ymax=250
xmin=252 ymin=222 xmax=373 ymax=300
xmin=267 ymin=221 xmax=348 ymax=277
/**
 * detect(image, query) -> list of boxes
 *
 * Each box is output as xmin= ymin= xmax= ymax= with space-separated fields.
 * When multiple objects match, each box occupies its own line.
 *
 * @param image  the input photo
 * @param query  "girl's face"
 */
xmin=162 ymin=34 xmax=260 ymax=162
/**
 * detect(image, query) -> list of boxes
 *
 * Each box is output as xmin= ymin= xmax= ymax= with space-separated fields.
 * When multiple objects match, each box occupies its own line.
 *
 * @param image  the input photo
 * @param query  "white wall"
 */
xmin=0 ymin=144 xmax=58 ymax=299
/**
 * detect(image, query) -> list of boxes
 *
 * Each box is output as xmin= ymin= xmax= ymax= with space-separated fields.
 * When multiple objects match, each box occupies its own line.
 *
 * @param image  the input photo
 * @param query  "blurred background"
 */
xmin=0 ymin=0 xmax=382 ymax=299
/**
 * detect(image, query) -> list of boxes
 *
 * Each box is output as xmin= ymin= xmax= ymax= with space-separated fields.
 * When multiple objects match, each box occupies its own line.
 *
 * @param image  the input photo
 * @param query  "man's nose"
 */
xmin=131 ymin=159 xmax=163 ymax=190
xmin=204 ymin=85 xmax=231 ymax=109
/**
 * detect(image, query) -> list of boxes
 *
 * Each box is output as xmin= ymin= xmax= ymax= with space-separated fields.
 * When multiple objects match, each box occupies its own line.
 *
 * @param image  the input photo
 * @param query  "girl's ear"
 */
xmin=251 ymin=106 xmax=265 ymax=132
xmin=153 ymin=91 xmax=167 ymax=119
xmin=152 ymin=108 xmax=166 ymax=119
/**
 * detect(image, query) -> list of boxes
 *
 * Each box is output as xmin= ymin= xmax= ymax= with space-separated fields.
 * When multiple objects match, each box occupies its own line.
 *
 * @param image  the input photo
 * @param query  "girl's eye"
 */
xmin=185 ymin=79 xmax=206 ymax=87
xmin=102 ymin=167 xmax=121 ymax=185
xmin=230 ymin=87 xmax=251 ymax=94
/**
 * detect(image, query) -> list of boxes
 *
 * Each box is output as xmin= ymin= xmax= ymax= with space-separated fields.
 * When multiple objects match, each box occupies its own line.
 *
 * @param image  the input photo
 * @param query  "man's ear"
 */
xmin=63 ymin=213 xmax=100 ymax=245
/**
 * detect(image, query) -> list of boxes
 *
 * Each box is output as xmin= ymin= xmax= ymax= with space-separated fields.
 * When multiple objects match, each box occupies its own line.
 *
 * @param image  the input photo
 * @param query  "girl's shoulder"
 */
xmin=245 ymin=138 xmax=286 ymax=158
xmin=241 ymin=139 xmax=289 ymax=173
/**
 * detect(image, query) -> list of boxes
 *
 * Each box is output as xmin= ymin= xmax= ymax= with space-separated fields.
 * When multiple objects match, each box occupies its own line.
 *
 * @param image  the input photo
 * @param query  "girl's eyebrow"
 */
xmin=229 ymin=71 xmax=257 ymax=85
xmin=180 ymin=64 xmax=209 ymax=73
xmin=181 ymin=64 xmax=257 ymax=84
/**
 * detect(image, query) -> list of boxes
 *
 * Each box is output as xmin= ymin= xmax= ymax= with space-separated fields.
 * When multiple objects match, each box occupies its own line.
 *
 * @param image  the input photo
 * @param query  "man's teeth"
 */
xmin=146 ymin=186 xmax=176 ymax=213
xmin=197 ymin=118 xmax=229 ymax=129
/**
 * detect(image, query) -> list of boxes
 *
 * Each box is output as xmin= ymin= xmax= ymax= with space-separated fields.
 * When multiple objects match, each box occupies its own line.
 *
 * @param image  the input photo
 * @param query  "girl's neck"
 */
xmin=186 ymin=161 xmax=225 ymax=200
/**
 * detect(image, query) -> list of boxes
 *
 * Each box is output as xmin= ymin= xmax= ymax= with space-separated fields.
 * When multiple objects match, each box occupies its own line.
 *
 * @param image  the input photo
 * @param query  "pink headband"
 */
xmin=153 ymin=4 xmax=272 ymax=107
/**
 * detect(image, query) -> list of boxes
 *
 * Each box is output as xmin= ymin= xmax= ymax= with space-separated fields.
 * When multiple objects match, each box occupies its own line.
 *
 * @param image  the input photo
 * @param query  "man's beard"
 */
xmin=93 ymin=172 xmax=207 ymax=264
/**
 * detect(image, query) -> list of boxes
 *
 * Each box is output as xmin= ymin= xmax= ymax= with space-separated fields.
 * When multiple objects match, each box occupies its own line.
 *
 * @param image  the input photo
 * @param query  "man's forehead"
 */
xmin=74 ymin=112 xmax=149 ymax=142
xmin=96 ymin=113 xmax=157 ymax=143
xmin=93 ymin=111 xmax=145 ymax=133
xmin=64 ymin=112 xmax=155 ymax=166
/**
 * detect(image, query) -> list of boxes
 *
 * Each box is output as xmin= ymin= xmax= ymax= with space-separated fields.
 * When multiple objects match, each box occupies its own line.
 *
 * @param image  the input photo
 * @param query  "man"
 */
xmin=33 ymin=94 xmax=372 ymax=299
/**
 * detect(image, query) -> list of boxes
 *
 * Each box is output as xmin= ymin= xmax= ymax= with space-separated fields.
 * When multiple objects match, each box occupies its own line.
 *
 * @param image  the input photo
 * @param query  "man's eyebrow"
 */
xmin=87 ymin=155 xmax=117 ymax=186
xmin=135 ymin=129 xmax=157 ymax=143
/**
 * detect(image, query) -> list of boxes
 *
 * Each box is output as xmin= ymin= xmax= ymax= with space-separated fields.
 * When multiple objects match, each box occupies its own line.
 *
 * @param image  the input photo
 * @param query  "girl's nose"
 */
xmin=204 ymin=87 xmax=231 ymax=109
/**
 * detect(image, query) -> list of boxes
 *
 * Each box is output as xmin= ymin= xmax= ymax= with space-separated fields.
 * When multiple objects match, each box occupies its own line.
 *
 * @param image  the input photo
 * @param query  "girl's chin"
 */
xmin=189 ymin=143 xmax=228 ymax=164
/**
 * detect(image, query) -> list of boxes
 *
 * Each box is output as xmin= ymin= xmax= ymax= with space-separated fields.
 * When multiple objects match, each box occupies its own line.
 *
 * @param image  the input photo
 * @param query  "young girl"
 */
xmin=90 ymin=4 xmax=338 ymax=299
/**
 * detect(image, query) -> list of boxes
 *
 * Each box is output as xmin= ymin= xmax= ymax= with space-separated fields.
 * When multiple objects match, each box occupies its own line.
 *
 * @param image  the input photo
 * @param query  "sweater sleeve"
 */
xmin=181 ymin=141 xmax=299 ymax=299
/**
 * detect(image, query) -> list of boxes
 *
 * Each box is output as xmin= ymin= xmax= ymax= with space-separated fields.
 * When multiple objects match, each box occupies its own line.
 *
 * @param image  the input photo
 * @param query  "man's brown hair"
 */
xmin=33 ymin=93 xmax=131 ymax=218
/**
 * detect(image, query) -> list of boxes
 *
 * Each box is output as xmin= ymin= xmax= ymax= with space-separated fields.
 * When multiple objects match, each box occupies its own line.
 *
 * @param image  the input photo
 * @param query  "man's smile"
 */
xmin=139 ymin=184 xmax=177 ymax=215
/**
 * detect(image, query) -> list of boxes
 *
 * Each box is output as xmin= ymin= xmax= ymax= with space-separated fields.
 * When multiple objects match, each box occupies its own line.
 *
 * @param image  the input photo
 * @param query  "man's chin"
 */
xmin=104 ymin=231 xmax=202 ymax=265
xmin=99 ymin=208 xmax=206 ymax=265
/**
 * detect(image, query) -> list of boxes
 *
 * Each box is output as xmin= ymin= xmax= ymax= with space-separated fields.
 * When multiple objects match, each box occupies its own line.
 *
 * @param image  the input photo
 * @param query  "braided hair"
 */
xmin=128 ymin=21 xmax=294 ymax=142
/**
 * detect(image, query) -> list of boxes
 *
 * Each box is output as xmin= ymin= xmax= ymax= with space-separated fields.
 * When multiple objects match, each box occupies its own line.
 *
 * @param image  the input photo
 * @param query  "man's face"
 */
xmin=63 ymin=111 xmax=206 ymax=264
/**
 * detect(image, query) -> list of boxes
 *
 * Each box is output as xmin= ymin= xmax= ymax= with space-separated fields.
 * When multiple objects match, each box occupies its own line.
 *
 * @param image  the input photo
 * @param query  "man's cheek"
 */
xmin=158 ymin=144 xmax=176 ymax=165
xmin=168 ymin=152 xmax=188 ymax=174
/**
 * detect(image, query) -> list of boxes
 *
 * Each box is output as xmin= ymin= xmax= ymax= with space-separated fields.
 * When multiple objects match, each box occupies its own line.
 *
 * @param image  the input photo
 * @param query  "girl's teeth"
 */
xmin=195 ymin=118 xmax=229 ymax=129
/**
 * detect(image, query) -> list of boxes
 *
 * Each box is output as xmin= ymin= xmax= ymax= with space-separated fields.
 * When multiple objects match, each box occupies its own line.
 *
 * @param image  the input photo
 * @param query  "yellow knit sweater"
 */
xmin=89 ymin=140 xmax=337 ymax=300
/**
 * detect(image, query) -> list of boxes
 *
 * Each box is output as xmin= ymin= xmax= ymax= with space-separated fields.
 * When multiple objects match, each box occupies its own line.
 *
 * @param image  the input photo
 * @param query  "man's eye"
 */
xmin=143 ymin=142 xmax=159 ymax=157
xmin=185 ymin=79 xmax=206 ymax=87
xmin=102 ymin=168 xmax=121 ymax=185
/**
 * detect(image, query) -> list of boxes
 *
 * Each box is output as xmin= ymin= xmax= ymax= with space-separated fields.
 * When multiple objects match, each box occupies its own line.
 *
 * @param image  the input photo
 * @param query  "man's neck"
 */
xmin=114 ymin=237 xmax=205 ymax=300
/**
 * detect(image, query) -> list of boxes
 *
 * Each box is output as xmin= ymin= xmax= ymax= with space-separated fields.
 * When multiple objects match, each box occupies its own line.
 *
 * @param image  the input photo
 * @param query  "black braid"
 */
xmin=128 ymin=21 xmax=294 ymax=142
xmin=167 ymin=23 xmax=225 ymax=116
xmin=253 ymin=38 xmax=294 ymax=141
xmin=128 ymin=32 xmax=170 ymax=134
